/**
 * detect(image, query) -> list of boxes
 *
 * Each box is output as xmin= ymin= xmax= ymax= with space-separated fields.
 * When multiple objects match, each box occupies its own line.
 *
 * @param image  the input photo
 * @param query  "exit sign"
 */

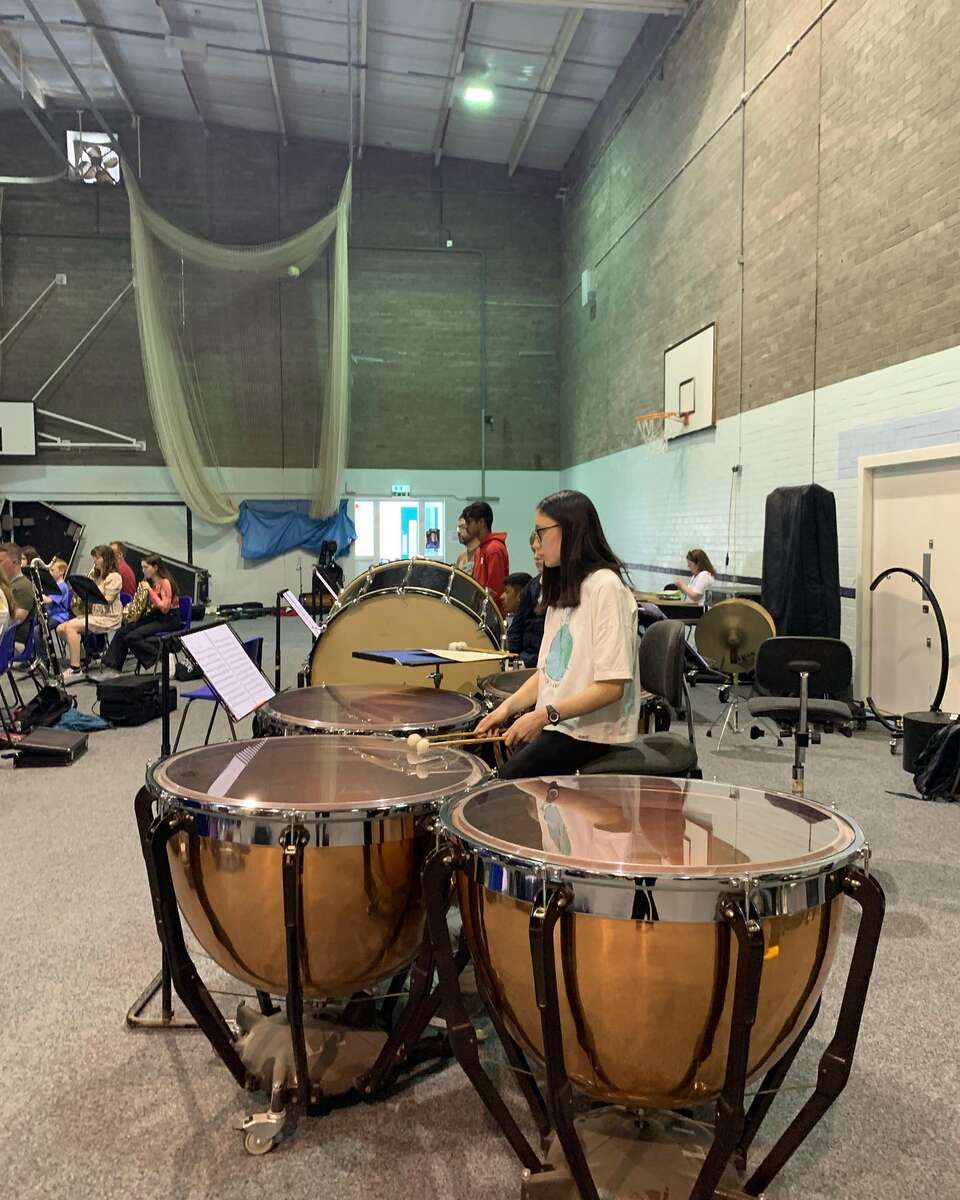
xmin=391 ymin=483 xmax=411 ymax=496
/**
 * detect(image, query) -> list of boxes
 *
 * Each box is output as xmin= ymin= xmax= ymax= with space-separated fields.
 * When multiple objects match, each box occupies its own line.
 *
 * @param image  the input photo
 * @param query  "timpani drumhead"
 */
xmin=442 ymin=775 xmax=865 ymax=1107
xmin=479 ymin=668 xmax=537 ymax=706
xmin=258 ymin=684 xmax=483 ymax=736
xmin=149 ymin=737 xmax=486 ymax=997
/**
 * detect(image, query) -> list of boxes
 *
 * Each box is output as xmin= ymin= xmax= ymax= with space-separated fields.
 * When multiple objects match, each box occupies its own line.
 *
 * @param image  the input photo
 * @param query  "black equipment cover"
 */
xmin=912 ymin=719 xmax=960 ymax=801
xmin=761 ymin=484 xmax=841 ymax=638
xmin=9 ymin=685 xmax=72 ymax=734
xmin=96 ymin=674 xmax=177 ymax=726
xmin=12 ymin=727 xmax=88 ymax=767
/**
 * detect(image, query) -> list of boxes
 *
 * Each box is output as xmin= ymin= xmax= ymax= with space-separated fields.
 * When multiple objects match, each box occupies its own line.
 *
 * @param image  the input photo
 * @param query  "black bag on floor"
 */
xmin=912 ymin=719 xmax=960 ymax=800
xmin=96 ymin=674 xmax=177 ymax=727
xmin=9 ymin=685 xmax=72 ymax=734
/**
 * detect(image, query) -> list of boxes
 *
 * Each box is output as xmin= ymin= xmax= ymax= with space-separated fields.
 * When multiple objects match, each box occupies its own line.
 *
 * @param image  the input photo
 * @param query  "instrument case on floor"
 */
xmin=96 ymin=674 xmax=177 ymax=727
xmin=11 ymin=727 xmax=88 ymax=768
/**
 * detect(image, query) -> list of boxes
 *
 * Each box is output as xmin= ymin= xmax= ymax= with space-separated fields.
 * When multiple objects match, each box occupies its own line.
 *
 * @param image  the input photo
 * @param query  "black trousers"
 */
xmin=103 ymin=612 xmax=180 ymax=669
xmin=497 ymin=730 xmax=611 ymax=780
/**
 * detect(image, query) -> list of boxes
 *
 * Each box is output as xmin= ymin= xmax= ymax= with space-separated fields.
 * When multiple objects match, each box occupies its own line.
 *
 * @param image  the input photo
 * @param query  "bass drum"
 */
xmin=311 ymin=559 xmax=504 ymax=691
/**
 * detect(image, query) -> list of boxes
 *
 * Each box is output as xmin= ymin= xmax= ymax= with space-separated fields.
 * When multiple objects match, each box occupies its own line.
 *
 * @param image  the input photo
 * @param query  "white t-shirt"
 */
xmin=688 ymin=570 xmax=713 ymax=600
xmin=536 ymin=568 xmax=641 ymax=745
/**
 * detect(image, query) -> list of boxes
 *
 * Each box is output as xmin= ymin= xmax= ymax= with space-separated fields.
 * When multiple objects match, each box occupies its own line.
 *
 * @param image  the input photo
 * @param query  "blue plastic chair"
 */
xmin=7 ymin=617 xmax=42 ymax=704
xmin=0 ymin=624 xmax=21 ymax=733
xmin=171 ymin=636 xmax=264 ymax=753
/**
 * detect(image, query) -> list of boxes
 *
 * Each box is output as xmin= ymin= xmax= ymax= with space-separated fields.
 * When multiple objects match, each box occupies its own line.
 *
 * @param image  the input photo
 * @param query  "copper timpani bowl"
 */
xmin=147 ymin=736 xmax=487 ymax=998
xmin=440 ymin=775 xmax=868 ymax=1110
xmin=256 ymin=684 xmax=483 ymax=738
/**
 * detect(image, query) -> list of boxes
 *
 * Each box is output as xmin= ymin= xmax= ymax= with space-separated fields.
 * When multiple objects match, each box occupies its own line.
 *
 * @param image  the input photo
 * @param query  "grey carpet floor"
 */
xmin=1 ymin=617 xmax=957 ymax=1199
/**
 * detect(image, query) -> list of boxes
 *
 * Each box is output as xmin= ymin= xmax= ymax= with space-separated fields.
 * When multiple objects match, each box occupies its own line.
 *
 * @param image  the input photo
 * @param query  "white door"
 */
xmin=868 ymin=458 xmax=960 ymax=715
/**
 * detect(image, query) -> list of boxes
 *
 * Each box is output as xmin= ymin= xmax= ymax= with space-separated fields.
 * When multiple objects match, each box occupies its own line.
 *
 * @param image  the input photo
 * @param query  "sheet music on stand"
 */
xmin=180 ymin=624 xmax=275 ymax=722
xmin=281 ymin=589 xmax=323 ymax=639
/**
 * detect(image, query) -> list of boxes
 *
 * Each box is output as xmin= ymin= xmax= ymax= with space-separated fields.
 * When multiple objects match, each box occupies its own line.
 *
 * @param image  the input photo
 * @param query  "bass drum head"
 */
xmin=312 ymin=591 xmax=502 ymax=691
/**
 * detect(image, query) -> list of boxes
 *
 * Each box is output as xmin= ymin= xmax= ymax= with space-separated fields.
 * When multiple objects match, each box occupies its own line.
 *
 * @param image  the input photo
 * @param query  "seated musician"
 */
xmin=507 ymin=533 xmax=545 ymax=667
xmin=102 ymin=555 xmax=181 ymax=672
xmin=44 ymin=559 xmax=72 ymax=628
xmin=502 ymin=572 xmax=532 ymax=633
xmin=475 ymin=490 xmax=640 ymax=779
xmin=56 ymin=544 xmax=122 ymax=678
xmin=673 ymin=548 xmax=715 ymax=603
xmin=0 ymin=541 xmax=37 ymax=650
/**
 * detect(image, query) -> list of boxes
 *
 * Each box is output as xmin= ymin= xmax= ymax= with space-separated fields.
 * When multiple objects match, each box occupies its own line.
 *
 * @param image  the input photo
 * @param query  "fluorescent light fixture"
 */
xmin=464 ymin=85 xmax=494 ymax=106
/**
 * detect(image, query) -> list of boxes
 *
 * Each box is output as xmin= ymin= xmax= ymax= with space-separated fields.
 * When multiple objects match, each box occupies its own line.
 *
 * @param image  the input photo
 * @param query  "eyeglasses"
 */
xmin=532 ymin=524 xmax=560 ymax=543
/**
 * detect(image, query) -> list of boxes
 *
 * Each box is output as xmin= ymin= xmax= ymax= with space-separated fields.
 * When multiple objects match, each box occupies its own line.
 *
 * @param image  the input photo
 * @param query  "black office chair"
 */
xmin=581 ymin=620 xmax=701 ymax=778
xmin=747 ymin=636 xmax=853 ymax=797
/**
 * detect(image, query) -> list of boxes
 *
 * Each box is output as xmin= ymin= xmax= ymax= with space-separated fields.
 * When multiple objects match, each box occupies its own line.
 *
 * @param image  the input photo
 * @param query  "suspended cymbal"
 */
xmin=695 ymin=598 xmax=776 ymax=674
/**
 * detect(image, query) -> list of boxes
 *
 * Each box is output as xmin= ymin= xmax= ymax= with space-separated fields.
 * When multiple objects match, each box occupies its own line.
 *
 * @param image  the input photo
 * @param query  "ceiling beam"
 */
xmin=0 ymin=67 xmax=70 ymax=167
xmin=254 ymin=0 xmax=287 ymax=144
xmin=432 ymin=0 xmax=474 ymax=166
xmin=508 ymin=7 xmax=582 ymax=176
xmin=478 ymin=0 xmax=686 ymax=13
xmin=357 ymin=0 xmax=368 ymax=157
xmin=0 ymin=24 xmax=47 ymax=110
xmin=73 ymin=1 xmax=136 ymax=116
xmin=153 ymin=0 xmax=209 ymax=133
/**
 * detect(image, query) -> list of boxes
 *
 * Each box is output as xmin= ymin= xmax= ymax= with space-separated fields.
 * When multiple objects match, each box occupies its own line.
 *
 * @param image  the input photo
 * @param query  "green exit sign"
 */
xmin=391 ymin=483 xmax=411 ymax=496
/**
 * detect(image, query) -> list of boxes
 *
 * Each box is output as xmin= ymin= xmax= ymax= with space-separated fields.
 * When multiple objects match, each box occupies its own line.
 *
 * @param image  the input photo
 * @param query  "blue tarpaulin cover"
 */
xmin=237 ymin=498 xmax=356 ymax=561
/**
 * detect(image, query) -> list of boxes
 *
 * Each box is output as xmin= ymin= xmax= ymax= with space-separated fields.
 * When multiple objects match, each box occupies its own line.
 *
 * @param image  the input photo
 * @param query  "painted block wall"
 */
xmin=0 ymin=463 xmax=558 ymax=604
xmin=561 ymin=343 xmax=960 ymax=650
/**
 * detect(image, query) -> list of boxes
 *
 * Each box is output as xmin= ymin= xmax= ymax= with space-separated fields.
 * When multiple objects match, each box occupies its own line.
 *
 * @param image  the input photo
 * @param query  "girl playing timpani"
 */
xmin=474 ymin=489 xmax=640 ymax=779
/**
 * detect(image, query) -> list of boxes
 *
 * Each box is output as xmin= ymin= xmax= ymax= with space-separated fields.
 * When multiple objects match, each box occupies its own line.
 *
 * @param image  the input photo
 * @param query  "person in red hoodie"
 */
xmin=461 ymin=501 xmax=509 ymax=615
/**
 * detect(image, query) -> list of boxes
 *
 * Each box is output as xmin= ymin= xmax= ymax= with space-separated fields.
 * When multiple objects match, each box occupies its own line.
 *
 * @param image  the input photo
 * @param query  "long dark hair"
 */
xmin=143 ymin=555 xmax=180 ymax=597
xmin=686 ymin=548 xmax=716 ymax=575
xmin=91 ymin=544 xmax=118 ymax=579
xmin=537 ymin=491 xmax=629 ymax=609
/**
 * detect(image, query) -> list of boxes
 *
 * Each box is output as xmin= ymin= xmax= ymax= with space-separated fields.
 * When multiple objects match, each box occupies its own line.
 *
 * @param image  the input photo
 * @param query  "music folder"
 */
xmin=180 ymin=623 xmax=275 ymax=722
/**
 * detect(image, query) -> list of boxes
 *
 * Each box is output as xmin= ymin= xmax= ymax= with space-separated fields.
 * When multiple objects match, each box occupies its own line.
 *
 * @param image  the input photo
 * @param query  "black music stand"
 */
xmin=66 ymin=575 xmax=109 ymax=685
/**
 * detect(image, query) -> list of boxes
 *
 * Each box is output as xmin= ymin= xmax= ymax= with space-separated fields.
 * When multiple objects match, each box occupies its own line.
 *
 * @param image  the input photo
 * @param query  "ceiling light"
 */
xmin=464 ymin=85 xmax=494 ymax=106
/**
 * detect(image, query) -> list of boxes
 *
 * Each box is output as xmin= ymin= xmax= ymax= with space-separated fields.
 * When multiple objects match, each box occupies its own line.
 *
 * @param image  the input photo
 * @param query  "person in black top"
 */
xmin=507 ymin=533 xmax=545 ymax=667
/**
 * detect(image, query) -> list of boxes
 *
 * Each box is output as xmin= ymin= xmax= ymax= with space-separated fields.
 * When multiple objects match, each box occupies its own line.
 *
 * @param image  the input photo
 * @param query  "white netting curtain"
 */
xmin=125 ymin=165 xmax=351 ymax=523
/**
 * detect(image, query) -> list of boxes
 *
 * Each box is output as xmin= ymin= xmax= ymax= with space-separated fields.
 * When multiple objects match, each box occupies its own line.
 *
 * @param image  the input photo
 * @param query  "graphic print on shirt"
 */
xmin=544 ymin=620 xmax=573 ymax=682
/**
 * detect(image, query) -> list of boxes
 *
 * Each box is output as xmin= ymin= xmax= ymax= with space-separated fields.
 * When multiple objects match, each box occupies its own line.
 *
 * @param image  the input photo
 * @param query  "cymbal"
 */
xmin=694 ymin=598 xmax=776 ymax=674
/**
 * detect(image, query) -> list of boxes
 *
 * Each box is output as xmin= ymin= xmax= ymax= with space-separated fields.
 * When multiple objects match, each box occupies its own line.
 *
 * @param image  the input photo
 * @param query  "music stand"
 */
xmin=26 ymin=564 xmax=59 ymax=597
xmin=66 ymin=575 xmax=109 ymax=685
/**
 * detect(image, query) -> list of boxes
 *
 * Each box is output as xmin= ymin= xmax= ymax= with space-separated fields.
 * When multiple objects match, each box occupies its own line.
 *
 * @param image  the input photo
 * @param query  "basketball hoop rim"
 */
xmin=635 ymin=411 xmax=691 ymax=425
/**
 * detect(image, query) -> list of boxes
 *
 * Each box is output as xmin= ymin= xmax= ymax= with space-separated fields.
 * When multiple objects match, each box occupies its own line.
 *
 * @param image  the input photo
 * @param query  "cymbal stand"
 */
xmin=705 ymin=667 xmax=745 ymax=750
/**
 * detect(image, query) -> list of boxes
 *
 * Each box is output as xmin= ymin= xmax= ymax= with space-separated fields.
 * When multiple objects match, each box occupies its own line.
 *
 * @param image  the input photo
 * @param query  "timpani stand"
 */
xmin=126 ymin=618 xmax=230 ymax=1031
xmin=422 ymin=775 xmax=885 ymax=1200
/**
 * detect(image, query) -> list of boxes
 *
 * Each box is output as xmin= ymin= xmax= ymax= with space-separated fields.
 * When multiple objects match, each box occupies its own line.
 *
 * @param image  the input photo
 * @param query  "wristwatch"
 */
xmin=545 ymin=704 xmax=561 ymax=726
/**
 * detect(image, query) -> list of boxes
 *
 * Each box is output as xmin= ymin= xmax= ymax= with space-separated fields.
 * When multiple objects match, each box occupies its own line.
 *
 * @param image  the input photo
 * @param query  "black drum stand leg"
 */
xmin=257 ymin=991 xmax=279 ymax=1017
xmin=280 ymin=825 xmax=312 ymax=1108
xmin=734 ymin=997 xmax=821 ymax=1169
xmin=476 ymin=976 xmax=551 ymax=1143
xmin=745 ymin=868 xmax=885 ymax=1196
xmin=358 ymin=946 xmax=440 ymax=1097
xmin=529 ymin=887 xmax=600 ymax=1200
xmin=139 ymin=804 xmax=248 ymax=1088
xmin=422 ymin=847 xmax=544 ymax=1175
xmin=127 ymin=787 xmax=197 ymax=1031
xmin=689 ymin=898 xmax=765 ymax=1200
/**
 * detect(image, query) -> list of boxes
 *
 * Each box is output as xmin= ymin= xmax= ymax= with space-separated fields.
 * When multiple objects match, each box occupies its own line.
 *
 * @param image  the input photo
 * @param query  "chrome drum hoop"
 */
xmin=438 ymin=778 xmax=869 ymax=923
xmin=255 ymin=699 xmax=483 ymax=739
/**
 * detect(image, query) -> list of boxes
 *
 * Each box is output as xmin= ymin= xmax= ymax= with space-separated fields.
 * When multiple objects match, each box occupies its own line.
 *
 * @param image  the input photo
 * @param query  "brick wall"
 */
xmin=561 ymin=0 xmax=960 ymax=467
xmin=0 ymin=115 xmax=562 ymax=472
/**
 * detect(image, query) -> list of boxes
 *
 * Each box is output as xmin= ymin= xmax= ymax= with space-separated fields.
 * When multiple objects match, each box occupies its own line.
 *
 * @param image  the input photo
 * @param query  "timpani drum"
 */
xmin=440 ymin=774 xmax=868 ymax=1108
xmin=145 ymin=736 xmax=487 ymax=997
xmin=255 ymin=684 xmax=484 ymax=739
xmin=478 ymin=667 xmax=537 ymax=710
xmin=310 ymin=559 xmax=505 ymax=691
